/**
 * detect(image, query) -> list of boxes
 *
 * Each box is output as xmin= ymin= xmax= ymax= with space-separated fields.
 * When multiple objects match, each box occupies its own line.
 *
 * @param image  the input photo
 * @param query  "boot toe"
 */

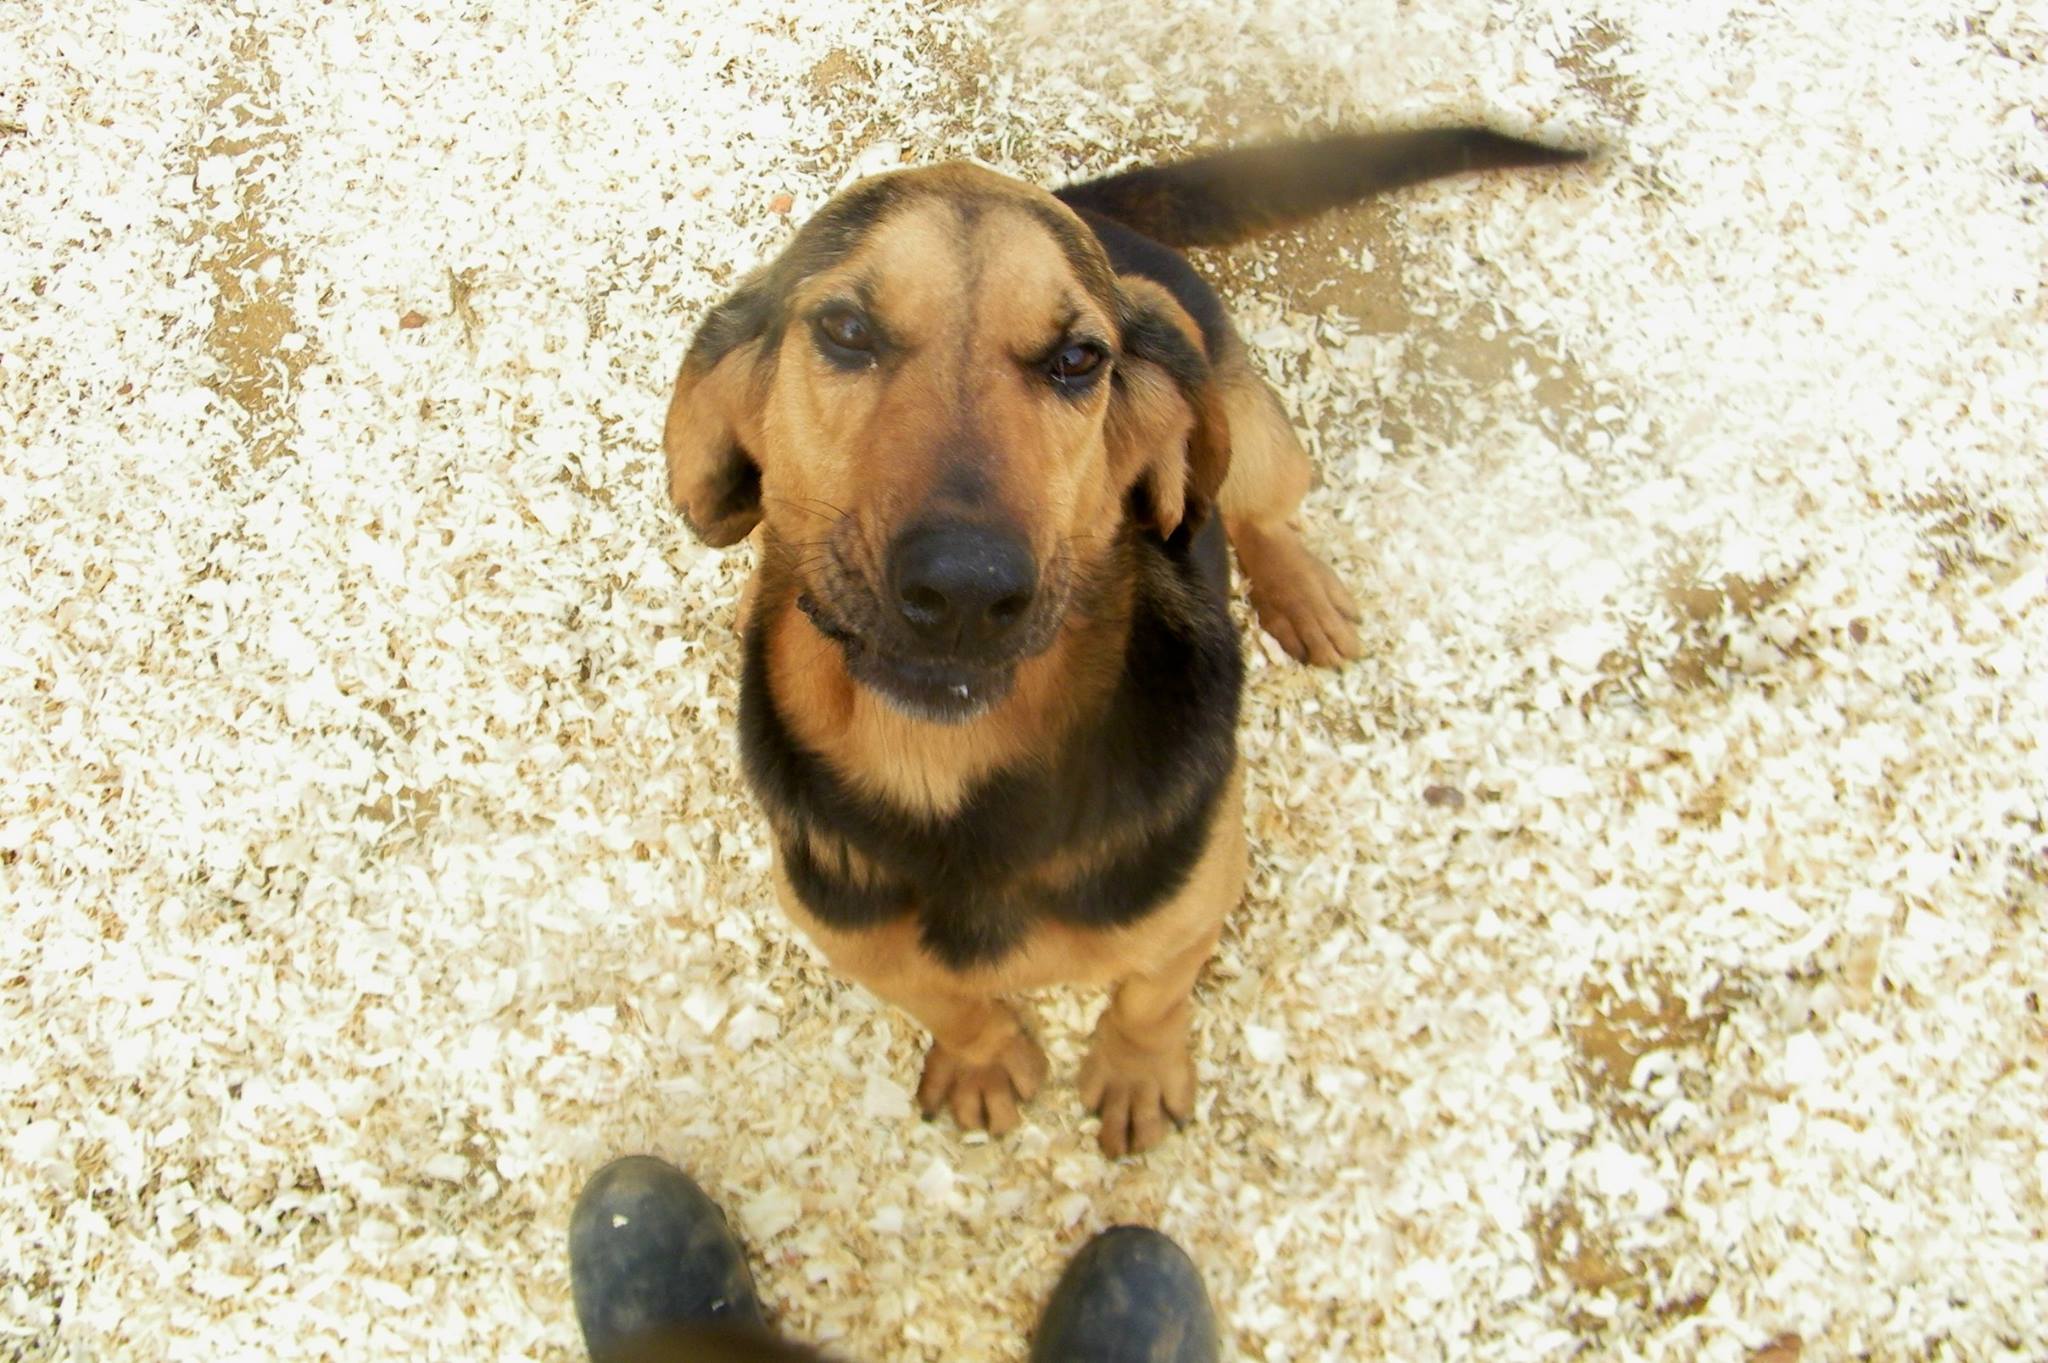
xmin=1030 ymin=1225 xmax=1218 ymax=1363
xmin=569 ymin=1156 xmax=763 ymax=1361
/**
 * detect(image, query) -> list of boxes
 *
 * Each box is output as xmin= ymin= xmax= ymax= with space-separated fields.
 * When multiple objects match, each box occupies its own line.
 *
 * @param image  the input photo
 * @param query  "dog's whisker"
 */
xmin=761 ymin=494 xmax=852 ymax=524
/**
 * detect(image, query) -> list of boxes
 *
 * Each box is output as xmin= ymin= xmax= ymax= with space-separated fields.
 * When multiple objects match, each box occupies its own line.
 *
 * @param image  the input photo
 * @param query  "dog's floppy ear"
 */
xmin=663 ymin=175 xmax=910 ymax=547
xmin=1105 ymin=281 xmax=1231 ymax=540
xmin=662 ymin=279 xmax=773 ymax=548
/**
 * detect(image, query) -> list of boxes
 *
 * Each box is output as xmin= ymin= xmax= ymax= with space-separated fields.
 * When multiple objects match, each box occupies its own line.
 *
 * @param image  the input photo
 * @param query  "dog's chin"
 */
xmin=797 ymin=592 xmax=1021 ymax=724
xmin=846 ymin=649 xmax=1015 ymax=724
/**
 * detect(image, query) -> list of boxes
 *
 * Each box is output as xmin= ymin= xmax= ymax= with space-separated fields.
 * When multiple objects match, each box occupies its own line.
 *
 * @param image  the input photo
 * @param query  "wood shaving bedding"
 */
xmin=1 ymin=1 xmax=2042 ymax=1359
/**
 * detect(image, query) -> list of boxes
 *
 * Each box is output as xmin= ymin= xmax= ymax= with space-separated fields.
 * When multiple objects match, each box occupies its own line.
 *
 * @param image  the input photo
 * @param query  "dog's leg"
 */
xmin=907 ymin=993 xmax=1050 ymax=1137
xmin=1215 ymin=364 xmax=1364 ymax=666
xmin=1079 ymin=770 xmax=1245 ymax=1157
xmin=824 ymin=955 xmax=1050 ymax=1137
xmin=1081 ymin=928 xmax=1218 ymax=1156
xmin=835 ymin=954 xmax=1051 ymax=1137
xmin=771 ymin=869 xmax=1048 ymax=1135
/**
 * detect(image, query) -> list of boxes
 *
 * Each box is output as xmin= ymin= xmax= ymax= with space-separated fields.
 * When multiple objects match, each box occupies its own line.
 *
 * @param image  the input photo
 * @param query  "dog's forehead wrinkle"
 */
xmin=847 ymin=204 xmax=978 ymax=338
xmin=746 ymin=171 xmax=1116 ymax=359
xmin=765 ymin=175 xmax=906 ymax=300
xmin=792 ymin=192 xmax=1113 ymax=369
xmin=963 ymin=217 xmax=1114 ymax=360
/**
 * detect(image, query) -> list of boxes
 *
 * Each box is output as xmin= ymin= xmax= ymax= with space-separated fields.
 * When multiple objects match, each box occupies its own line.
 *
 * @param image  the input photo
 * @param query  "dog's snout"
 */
xmin=889 ymin=524 xmax=1038 ymax=653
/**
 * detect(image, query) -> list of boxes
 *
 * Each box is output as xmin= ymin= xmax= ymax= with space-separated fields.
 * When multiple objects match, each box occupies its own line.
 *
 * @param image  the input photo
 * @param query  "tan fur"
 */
xmin=664 ymin=338 xmax=768 ymax=548
xmin=1211 ymin=342 xmax=1365 ymax=663
xmin=1107 ymin=278 xmax=1232 ymax=537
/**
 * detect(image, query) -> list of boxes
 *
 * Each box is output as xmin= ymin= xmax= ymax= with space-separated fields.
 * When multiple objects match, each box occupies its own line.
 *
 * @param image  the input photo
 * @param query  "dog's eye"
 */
xmin=1048 ymin=342 xmax=1106 ymax=388
xmin=813 ymin=307 xmax=876 ymax=365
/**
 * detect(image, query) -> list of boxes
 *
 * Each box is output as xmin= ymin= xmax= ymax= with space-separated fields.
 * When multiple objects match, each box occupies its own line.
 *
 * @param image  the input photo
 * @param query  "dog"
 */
xmin=663 ymin=129 xmax=1584 ymax=1155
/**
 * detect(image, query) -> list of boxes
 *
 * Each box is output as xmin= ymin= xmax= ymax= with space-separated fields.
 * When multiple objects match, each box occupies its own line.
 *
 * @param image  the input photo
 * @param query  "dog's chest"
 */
xmin=770 ymin=764 xmax=1228 ymax=970
xmin=736 ymin=523 xmax=1243 ymax=971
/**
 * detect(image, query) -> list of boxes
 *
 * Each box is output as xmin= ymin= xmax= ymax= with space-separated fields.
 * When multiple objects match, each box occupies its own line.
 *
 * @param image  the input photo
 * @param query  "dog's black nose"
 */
xmin=889 ymin=523 xmax=1038 ymax=653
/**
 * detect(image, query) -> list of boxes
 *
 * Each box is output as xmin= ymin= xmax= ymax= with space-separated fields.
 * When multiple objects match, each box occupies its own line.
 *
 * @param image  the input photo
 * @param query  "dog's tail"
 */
xmin=1055 ymin=128 xmax=1589 ymax=250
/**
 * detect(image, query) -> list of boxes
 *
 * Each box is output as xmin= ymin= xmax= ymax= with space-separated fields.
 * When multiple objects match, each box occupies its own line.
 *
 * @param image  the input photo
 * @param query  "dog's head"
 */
xmin=663 ymin=164 xmax=1229 ymax=723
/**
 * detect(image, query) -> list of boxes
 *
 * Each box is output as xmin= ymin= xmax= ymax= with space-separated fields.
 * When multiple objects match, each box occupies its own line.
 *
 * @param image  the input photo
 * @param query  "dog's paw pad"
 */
xmin=916 ymin=1031 xmax=1047 ymax=1137
xmin=1079 ymin=1033 xmax=1196 ymax=1157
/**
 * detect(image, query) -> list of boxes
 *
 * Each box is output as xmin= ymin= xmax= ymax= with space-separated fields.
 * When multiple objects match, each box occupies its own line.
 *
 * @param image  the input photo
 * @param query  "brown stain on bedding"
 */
xmin=1532 ymin=1199 xmax=1639 ymax=1296
xmin=1205 ymin=204 xmax=1413 ymax=334
xmin=1897 ymin=484 xmax=2033 ymax=581
xmin=1660 ymin=564 xmax=1803 ymax=691
xmin=1582 ymin=560 xmax=1810 ymax=708
xmin=1557 ymin=19 xmax=1647 ymax=123
xmin=806 ymin=48 xmax=869 ymax=102
xmin=191 ymin=30 xmax=305 ymax=474
xmin=1572 ymin=973 xmax=1732 ymax=1100
xmin=1531 ymin=971 xmax=1741 ymax=1323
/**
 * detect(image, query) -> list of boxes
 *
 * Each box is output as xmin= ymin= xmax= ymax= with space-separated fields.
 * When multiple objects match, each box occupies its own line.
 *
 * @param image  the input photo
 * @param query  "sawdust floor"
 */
xmin=2 ymin=2 xmax=2044 ymax=1361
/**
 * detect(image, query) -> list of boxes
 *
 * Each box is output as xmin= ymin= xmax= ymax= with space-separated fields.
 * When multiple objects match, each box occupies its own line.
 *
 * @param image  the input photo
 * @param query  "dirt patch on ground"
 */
xmin=1660 ymin=564 xmax=1805 ymax=690
xmin=1530 ymin=972 xmax=1742 ymax=1334
xmin=1558 ymin=20 xmax=1647 ymax=123
xmin=191 ymin=29 xmax=304 ymax=474
xmin=1572 ymin=972 xmax=1735 ymax=1101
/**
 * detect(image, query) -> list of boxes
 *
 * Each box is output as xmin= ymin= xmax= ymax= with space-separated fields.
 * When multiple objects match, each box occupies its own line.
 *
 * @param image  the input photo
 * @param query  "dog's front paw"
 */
xmin=1232 ymin=521 xmax=1364 ymax=667
xmin=916 ymin=1030 xmax=1048 ymax=1137
xmin=1079 ymin=1029 xmax=1196 ymax=1157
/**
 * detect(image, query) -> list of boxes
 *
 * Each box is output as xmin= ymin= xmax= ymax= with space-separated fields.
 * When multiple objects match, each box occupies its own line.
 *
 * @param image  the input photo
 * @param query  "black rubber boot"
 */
xmin=1030 ymin=1225 xmax=1220 ymax=1363
xmin=570 ymin=1155 xmax=764 ymax=1362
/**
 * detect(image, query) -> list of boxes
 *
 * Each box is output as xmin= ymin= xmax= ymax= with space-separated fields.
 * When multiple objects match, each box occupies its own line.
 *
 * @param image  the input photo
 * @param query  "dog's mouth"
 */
xmin=797 ymin=591 xmax=1020 ymax=724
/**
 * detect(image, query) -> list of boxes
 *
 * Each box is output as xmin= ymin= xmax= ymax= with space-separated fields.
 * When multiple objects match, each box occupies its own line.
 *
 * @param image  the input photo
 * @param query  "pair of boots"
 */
xmin=570 ymin=1157 xmax=1220 ymax=1362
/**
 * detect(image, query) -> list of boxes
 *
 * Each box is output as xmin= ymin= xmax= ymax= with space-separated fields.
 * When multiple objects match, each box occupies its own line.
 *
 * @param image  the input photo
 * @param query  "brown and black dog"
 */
xmin=663 ymin=130 xmax=1583 ymax=1155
